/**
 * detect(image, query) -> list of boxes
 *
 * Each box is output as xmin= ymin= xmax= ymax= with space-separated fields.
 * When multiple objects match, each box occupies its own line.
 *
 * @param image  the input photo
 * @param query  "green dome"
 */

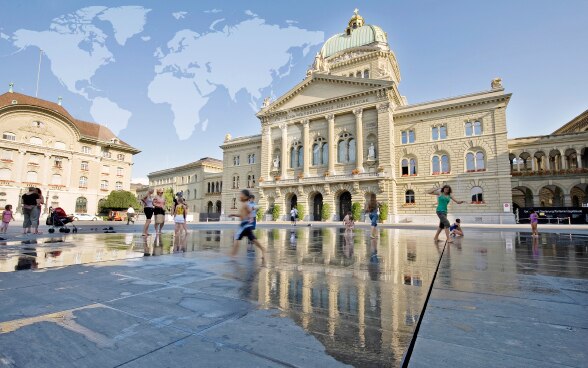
xmin=321 ymin=25 xmax=388 ymax=58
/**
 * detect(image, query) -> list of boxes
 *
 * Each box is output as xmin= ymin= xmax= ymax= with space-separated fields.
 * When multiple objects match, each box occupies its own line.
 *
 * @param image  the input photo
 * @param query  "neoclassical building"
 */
xmin=222 ymin=11 xmax=515 ymax=224
xmin=0 ymin=89 xmax=140 ymax=218
xmin=509 ymin=109 xmax=587 ymax=212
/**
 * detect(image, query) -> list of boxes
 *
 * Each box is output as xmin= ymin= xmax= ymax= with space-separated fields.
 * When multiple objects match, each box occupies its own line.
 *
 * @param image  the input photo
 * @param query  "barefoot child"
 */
xmin=529 ymin=210 xmax=539 ymax=237
xmin=428 ymin=185 xmax=464 ymax=243
xmin=230 ymin=189 xmax=266 ymax=257
xmin=449 ymin=218 xmax=463 ymax=237
xmin=1 ymin=205 xmax=15 ymax=234
xmin=343 ymin=211 xmax=354 ymax=234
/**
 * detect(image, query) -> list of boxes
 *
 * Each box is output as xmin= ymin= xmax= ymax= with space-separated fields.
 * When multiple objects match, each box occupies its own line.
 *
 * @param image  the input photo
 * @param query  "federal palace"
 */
xmin=143 ymin=11 xmax=587 ymax=224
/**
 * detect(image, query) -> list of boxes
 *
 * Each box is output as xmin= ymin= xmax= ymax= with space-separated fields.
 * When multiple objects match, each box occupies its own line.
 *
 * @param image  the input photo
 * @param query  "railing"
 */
xmin=261 ymin=172 xmax=384 ymax=186
xmin=511 ymin=168 xmax=588 ymax=176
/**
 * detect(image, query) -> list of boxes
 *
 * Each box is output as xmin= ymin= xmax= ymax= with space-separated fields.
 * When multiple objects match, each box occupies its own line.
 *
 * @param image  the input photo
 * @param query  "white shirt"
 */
xmin=127 ymin=207 xmax=135 ymax=214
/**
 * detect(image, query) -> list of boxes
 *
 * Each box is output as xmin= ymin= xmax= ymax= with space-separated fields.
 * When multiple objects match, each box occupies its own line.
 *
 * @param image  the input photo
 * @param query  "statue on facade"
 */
xmin=368 ymin=143 xmax=376 ymax=160
xmin=310 ymin=52 xmax=329 ymax=74
xmin=491 ymin=78 xmax=503 ymax=90
xmin=273 ymin=155 xmax=280 ymax=170
xmin=262 ymin=97 xmax=271 ymax=108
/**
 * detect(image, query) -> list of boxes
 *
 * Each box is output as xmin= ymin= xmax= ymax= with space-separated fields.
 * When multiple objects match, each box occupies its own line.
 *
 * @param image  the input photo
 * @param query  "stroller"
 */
xmin=46 ymin=207 xmax=77 ymax=233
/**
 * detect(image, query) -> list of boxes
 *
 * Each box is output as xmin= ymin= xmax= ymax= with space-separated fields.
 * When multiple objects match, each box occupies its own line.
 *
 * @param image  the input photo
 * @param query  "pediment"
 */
xmin=260 ymin=74 xmax=393 ymax=115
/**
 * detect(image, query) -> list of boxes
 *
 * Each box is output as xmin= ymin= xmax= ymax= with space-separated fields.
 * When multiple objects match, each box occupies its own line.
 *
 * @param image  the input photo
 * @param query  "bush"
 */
xmin=98 ymin=190 xmax=140 ymax=212
xmin=351 ymin=202 xmax=362 ymax=221
xmin=256 ymin=207 xmax=264 ymax=222
xmin=296 ymin=203 xmax=305 ymax=221
xmin=379 ymin=202 xmax=389 ymax=223
xmin=321 ymin=203 xmax=331 ymax=221
xmin=272 ymin=205 xmax=281 ymax=221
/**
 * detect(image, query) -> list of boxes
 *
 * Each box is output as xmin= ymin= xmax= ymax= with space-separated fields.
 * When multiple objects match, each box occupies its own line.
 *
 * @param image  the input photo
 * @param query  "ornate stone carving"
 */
xmin=325 ymin=113 xmax=335 ymax=122
xmin=275 ymin=187 xmax=281 ymax=198
xmin=262 ymin=97 xmax=272 ymax=108
xmin=353 ymin=108 xmax=363 ymax=118
xmin=298 ymin=185 xmax=305 ymax=196
xmin=376 ymin=102 xmax=390 ymax=112
xmin=301 ymin=119 xmax=310 ymax=126
xmin=224 ymin=133 xmax=232 ymax=142
xmin=491 ymin=78 xmax=503 ymax=90
xmin=324 ymin=184 xmax=331 ymax=195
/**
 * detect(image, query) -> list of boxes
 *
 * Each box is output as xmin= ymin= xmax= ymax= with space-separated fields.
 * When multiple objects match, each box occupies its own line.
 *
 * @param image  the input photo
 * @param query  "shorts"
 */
xmin=154 ymin=207 xmax=165 ymax=216
xmin=291 ymin=216 xmax=296 ymax=222
xmin=369 ymin=212 xmax=378 ymax=227
xmin=235 ymin=221 xmax=256 ymax=241
xmin=437 ymin=211 xmax=450 ymax=229
xmin=251 ymin=220 xmax=257 ymax=230
xmin=144 ymin=207 xmax=154 ymax=219
xmin=174 ymin=215 xmax=185 ymax=224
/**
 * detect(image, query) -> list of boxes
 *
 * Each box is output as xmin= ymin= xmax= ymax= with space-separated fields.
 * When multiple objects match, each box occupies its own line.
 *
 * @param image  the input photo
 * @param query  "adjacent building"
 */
xmin=0 ymin=89 xmax=140 ymax=218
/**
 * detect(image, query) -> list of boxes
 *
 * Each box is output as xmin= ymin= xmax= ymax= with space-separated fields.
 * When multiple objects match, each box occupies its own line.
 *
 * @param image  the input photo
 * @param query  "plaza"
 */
xmin=1 ymin=223 xmax=587 ymax=367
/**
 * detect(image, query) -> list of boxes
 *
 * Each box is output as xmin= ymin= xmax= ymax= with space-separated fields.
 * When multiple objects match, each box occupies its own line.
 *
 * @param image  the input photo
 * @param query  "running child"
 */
xmin=229 ymin=189 xmax=266 ymax=257
xmin=290 ymin=206 xmax=298 ymax=226
xmin=1 ymin=204 xmax=15 ymax=234
xmin=449 ymin=218 xmax=463 ymax=237
xmin=529 ymin=210 xmax=539 ymax=237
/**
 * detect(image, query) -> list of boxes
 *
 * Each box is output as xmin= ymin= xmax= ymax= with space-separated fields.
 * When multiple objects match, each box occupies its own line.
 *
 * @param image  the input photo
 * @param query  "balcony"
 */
xmin=49 ymin=184 xmax=66 ymax=190
xmin=0 ymin=180 xmax=15 ymax=186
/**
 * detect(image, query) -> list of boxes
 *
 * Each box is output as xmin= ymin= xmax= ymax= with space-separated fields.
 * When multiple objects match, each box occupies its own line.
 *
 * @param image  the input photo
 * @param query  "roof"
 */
xmin=552 ymin=109 xmax=588 ymax=135
xmin=148 ymin=157 xmax=223 ymax=177
xmin=321 ymin=25 xmax=387 ymax=58
xmin=0 ymin=92 xmax=139 ymax=152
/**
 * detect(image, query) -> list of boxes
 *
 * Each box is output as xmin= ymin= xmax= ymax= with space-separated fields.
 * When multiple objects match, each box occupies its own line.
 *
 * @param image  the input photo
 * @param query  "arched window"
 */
xmin=401 ymin=158 xmax=417 ymax=176
xmin=432 ymin=154 xmax=450 ymax=174
xmin=471 ymin=187 xmax=484 ymax=204
xmin=473 ymin=121 xmax=482 ymax=135
xmin=232 ymin=198 xmax=237 ymax=209
xmin=75 ymin=197 xmax=87 ymax=213
xmin=405 ymin=190 xmax=415 ymax=204
xmin=0 ymin=168 xmax=11 ymax=180
xmin=216 ymin=182 xmax=220 ymax=192
xmin=355 ymin=71 xmax=361 ymax=78
xmin=363 ymin=69 xmax=369 ymax=78
xmin=290 ymin=141 xmax=302 ymax=168
xmin=466 ymin=121 xmax=482 ymax=136
xmin=115 ymin=181 xmax=123 ymax=190
xmin=466 ymin=151 xmax=486 ymax=172
xmin=100 ymin=180 xmax=108 ymax=190
xmin=26 ymin=171 xmax=38 ymax=183
xmin=79 ymin=176 xmax=88 ymax=188
xmin=51 ymin=174 xmax=62 ymax=185
xmin=312 ymin=137 xmax=327 ymax=166
xmin=247 ymin=174 xmax=255 ymax=188
xmin=54 ymin=141 xmax=66 ymax=150
xmin=186 ymin=190 xmax=191 ymax=199
xmin=337 ymin=132 xmax=355 ymax=163
xmin=207 ymin=183 xmax=211 ymax=193
xmin=29 ymin=136 xmax=42 ymax=145
xmin=232 ymin=175 xmax=239 ymax=189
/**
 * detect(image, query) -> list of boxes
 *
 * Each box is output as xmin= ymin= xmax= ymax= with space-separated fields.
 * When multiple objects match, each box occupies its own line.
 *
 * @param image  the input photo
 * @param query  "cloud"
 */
xmin=244 ymin=10 xmax=258 ymax=17
xmin=141 ymin=36 xmax=151 ymax=41
xmin=172 ymin=11 xmax=188 ymax=20
xmin=209 ymin=18 xmax=225 ymax=31
xmin=89 ymin=97 xmax=132 ymax=134
xmin=204 ymin=9 xmax=221 ymax=14
xmin=0 ymin=32 xmax=10 ymax=40
xmin=98 ymin=6 xmax=151 ymax=46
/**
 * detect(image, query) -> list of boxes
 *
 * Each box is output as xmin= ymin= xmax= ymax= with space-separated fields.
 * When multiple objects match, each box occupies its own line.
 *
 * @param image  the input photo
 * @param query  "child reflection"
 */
xmin=143 ymin=236 xmax=153 ymax=256
xmin=15 ymin=240 xmax=39 ymax=270
xmin=173 ymin=232 xmax=187 ymax=253
xmin=532 ymin=235 xmax=539 ymax=259
xmin=368 ymin=237 xmax=379 ymax=281
xmin=152 ymin=233 xmax=163 ymax=256
xmin=343 ymin=232 xmax=354 ymax=258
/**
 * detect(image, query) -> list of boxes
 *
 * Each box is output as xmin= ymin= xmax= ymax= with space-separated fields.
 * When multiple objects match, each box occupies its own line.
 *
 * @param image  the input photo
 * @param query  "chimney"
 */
xmin=9 ymin=83 xmax=14 ymax=93
xmin=58 ymin=97 xmax=62 ymax=106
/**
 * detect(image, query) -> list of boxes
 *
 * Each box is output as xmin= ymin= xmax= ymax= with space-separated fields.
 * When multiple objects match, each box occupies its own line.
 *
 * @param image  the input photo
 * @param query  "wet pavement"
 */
xmin=0 ymin=227 xmax=586 ymax=367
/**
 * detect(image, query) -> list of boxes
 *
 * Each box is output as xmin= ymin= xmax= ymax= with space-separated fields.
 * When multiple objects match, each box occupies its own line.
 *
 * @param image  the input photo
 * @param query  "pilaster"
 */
xmin=302 ymin=119 xmax=310 ymax=177
xmin=326 ymin=114 xmax=335 ymax=175
xmin=280 ymin=123 xmax=288 ymax=179
xmin=353 ymin=108 xmax=364 ymax=172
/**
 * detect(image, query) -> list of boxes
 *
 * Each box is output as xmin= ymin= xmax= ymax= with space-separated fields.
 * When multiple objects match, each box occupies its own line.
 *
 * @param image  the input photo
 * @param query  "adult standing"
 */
xmin=141 ymin=188 xmax=154 ymax=236
xmin=367 ymin=197 xmax=379 ymax=239
xmin=33 ymin=188 xmax=44 ymax=234
xmin=153 ymin=189 xmax=166 ymax=234
xmin=21 ymin=187 xmax=39 ymax=234
xmin=428 ymin=185 xmax=464 ymax=243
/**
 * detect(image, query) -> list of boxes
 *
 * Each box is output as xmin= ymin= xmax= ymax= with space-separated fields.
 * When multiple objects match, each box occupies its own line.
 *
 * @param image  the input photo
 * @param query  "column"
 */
xmin=261 ymin=125 xmax=272 ymax=180
xmin=14 ymin=150 xmax=26 ymax=183
xmin=280 ymin=123 xmax=288 ymax=179
xmin=43 ymin=154 xmax=51 ymax=184
xmin=326 ymin=114 xmax=335 ymax=175
xmin=516 ymin=153 xmax=521 ymax=172
xmin=577 ymin=149 xmax=583 ymax=169
xmin=531 ymin=155 xmax=536 ymax=171
xmin=302 ymin=119 xmax=310 ymax=177
xmin=353 ymin=108 xmax=364 ymax=172
xmin=562 ymin=154 xmax=568 ymax=170
xmin=563 ymin=194 xmax=572 ymax=207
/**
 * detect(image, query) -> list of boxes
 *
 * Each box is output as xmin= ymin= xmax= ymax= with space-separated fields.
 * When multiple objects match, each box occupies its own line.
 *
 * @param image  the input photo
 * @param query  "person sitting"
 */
xmin=450 ymin=218 xmax=464 ymax=237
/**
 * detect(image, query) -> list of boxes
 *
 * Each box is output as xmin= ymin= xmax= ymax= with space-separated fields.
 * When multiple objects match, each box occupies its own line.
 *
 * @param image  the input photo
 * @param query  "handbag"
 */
xmin=155 ymin=214 xmax=165 ymax=224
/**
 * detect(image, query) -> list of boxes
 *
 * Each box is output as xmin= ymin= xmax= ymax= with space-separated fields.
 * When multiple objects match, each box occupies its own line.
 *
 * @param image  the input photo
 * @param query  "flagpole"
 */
xmin=35 ymin=49 xmax=43 ymax=97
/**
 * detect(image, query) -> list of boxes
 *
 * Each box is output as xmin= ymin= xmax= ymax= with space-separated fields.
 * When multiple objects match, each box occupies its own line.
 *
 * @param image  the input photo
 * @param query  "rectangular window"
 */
xmin=53 ymin=157 xmax=63 ymax=168
xmin=431 ymin=127 xmax=438 ymax=141
xmin=100 ymin=180 xmax=108 ymax=190
xmin=102 ymin=165 xmax=109 ymax=174
xmin=401 ymin=131 xmax=407 ymax=144
xmin=81 ymin=161 xmax=89 ymax=171
xmin=2 ymin=132 xmax=16 ymax=141
xmin=117 ymin=167 xmax=123 ymax=176
xmin=29 ymin=155 xmax=40 ymax=165
xmin=432 ymin=125 xmax=447 ymax=141
xmin=117 ymin=154 xmax=125 ymax=161
xmin=82 ymin=146 xmax=91 ymax=154
xmin=406 ymin=130 xmax=415 ymax=143
xmin=1 ymin=150 xmax=13 ymax=161
xmin=115 ymin=182 xmax=123 ymax=190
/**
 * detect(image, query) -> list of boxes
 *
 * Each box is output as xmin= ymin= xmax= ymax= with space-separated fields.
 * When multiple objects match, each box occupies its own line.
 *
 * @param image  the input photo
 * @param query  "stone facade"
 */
xmin=0 ymin=91 xmax=140 ymax=218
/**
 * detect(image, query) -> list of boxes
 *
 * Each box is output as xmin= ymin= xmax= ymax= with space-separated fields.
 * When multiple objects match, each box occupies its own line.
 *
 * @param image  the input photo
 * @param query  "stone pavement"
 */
xmin=0 ymin=227 xmax=587 ymax=367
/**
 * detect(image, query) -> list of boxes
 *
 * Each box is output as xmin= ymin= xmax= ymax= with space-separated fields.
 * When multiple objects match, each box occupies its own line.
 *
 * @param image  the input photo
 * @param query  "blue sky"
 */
xmin=1 ymin=0 xmax=587 ymax=181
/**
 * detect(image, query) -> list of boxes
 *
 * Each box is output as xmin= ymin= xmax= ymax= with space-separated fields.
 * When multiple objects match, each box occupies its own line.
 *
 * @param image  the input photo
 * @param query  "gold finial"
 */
xmin=354 ymin=8 xmax=359 ymax=16
xmin=9 ymin=82 xmax=14 ymax=93
xmin=57 ymin=97 xmax=63 ymax=106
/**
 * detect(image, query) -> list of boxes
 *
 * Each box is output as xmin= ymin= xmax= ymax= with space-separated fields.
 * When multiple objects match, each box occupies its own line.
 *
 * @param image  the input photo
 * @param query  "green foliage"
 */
xmin=379 ymin=202 xmax=389 ymax=223
xmin=272 ymin=205 xmax=281 ymax=221
xmin=98 ymin=190 xmax=140 ymax=212
xmin=351 ymin=202 xmax=362 ymax=221
xmin=256 ymin=207 xmax=264 ymax=222
xmin=164 ymin=188 xmax=175 ymax=211
xmin=321 ymin=203 xmax=331 ymax=221
xmin=295 ymin=203 xmax=305 ymax=221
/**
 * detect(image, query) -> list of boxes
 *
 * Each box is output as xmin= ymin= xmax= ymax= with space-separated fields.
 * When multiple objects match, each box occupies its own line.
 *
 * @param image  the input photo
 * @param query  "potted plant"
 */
xmin=256 ymin=207 xmax=264 ymax=222
xmin=275 ymin=175 xmax=281 ymax=181
xmin=351 ymin=169 xmax=360 ymax=175
xmin=321 ymin=203 xmax=331 ymax=221
xmin=379 ymin=203 xmax=389 ymax=223
xmin=296 ymin=203 xmax=305 ymax=221
xmin=272 ymin=204 xmax=281 ymax=221
xmin=351 ymin=202 xmax=362 ymax=221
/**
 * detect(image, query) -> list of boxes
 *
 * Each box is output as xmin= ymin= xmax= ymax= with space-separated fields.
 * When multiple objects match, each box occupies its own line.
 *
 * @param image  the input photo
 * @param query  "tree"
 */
xmin=164 ymin=188 xmax=175 ymax=211
xmin=351 ymin=202 xmax=362 ymax=221
xmin=256 ymin=207 xmax=264 ymax=222
xmin=99 ymin=190 xmax=140 ymax=213
xmin=321 ymin=203 xmax=331 ymax=221
xmin=379 ymin=202 xmax=389 ymax=223
xmin=296 ymin=203 xmax=305 ymax=221
xmin=272 ymin=204 xmax=281 ymax=221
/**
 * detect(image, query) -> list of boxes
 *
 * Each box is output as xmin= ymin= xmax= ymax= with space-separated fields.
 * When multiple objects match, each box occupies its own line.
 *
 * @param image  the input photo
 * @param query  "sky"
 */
xmin=1 ymin=0 xmax=587 ymax=183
